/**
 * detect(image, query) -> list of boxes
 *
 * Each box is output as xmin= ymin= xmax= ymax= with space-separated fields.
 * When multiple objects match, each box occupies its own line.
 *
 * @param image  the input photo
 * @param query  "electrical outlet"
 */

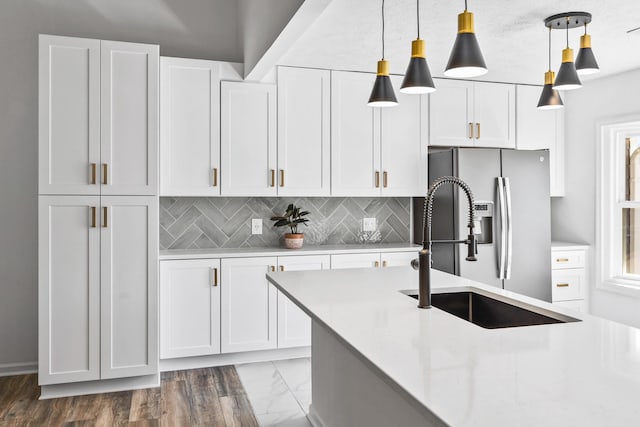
xmin=363 ymin=218 xmax=377 ymax=232
xmin=251 ymin=219 xmax=263 ymax=235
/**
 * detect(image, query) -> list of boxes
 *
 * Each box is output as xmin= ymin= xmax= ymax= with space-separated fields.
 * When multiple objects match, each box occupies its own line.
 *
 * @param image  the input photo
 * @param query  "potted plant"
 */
xmin=270 ymin=203 xmax=310 ymax=249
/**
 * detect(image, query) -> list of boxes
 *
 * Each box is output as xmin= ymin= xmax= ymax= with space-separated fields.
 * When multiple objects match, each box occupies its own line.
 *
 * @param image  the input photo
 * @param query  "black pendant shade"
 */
xmin=444 ymin=10 xmax=487 ymax=78
xmin=368 ymin=60 xmax=398 ymax=107
xmin=575 ymin=34 xmax=599 ymax=75
xmin=553 ymin=48 xmax=582 ymax=91
xmin=400 ymin=40 xmax=436 ymax=94
xmin=537 ymin=72 xmax=563 ymax=110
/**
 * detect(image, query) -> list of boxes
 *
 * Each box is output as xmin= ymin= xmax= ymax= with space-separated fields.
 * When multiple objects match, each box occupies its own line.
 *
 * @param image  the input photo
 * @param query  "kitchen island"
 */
xmin=267 ymin=266 xmax=640 ymax=427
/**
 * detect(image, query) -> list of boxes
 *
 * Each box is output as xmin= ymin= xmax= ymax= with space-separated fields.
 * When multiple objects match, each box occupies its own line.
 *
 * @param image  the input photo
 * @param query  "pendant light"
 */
xmin=368 ymin=0 xmax=398 ymax=107
xmin=444 ymin=0 xmax=487 ymax=78
xmin=575 ymin=23 xmax=600 ymax=75
xmin=552 ymin=16 xmax=582 ymax=91
xmin=400 ymin=0 xmax=435 ymax=94
xmin=537 ymin=27 xmax=563 ymax=110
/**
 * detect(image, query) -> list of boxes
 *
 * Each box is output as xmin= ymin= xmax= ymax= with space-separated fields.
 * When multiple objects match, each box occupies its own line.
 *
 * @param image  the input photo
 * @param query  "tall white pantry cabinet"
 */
xmin=38 ymin=35 xmax=159 ymax=391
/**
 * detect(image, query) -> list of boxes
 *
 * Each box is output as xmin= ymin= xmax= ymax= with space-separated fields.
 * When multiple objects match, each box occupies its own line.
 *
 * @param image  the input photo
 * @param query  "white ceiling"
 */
xmin=280 ymin=0 xmax=640 ymax=85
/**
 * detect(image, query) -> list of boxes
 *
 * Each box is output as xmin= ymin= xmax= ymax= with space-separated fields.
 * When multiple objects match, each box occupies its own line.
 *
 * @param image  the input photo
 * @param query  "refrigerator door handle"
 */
xmin=504 ymin=177 xmax=513 ymax=280
xmin=497 ymin=177 xmax=507 ymax=280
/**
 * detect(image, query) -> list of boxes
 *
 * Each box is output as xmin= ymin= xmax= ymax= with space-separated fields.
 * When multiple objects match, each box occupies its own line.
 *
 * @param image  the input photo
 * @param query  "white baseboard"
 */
xmin=307 ymin=405 xmax=327 ymax=427
xmin=159 ymin=347 xmax=311 ymax=372
xmin=0 ymin=361 xmax=37 ymax=377
xmin=40 ymin=374 xmax=160 ymax=399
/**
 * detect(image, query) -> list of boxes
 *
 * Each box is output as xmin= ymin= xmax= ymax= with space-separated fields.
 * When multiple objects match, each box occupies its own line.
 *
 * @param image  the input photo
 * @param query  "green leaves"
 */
xmin=270 ymin=203 xmax=310 ymax=234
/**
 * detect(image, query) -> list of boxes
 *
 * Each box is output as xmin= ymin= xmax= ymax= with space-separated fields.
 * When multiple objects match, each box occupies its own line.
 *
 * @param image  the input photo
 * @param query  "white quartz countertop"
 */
xmin=159 ymin=243 xmax=420 ymax=260
xmin=267 ymin=267 xmax=640 ymax=426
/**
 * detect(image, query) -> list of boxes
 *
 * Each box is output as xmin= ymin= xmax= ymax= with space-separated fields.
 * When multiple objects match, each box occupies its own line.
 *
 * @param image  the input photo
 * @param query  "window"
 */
xmin=598 ymin=120 xmax=640 ymax=294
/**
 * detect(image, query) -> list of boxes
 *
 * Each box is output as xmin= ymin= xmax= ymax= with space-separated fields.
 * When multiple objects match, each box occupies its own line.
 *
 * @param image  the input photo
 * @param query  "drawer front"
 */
xmin=552 ymin=269 xmax=586 ymax=301
xmin=551 ymin=250 xmax=585 ymax=269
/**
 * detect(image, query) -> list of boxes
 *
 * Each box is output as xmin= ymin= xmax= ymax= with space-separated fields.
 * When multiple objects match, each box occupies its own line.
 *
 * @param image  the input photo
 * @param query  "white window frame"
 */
xmin=597 ymin=118 xmax=640 ymax=297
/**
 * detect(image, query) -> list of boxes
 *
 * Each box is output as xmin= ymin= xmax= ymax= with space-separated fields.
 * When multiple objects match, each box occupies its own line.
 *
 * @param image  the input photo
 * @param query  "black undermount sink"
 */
xmin=407 ymin=291 xmax=580 ymax=329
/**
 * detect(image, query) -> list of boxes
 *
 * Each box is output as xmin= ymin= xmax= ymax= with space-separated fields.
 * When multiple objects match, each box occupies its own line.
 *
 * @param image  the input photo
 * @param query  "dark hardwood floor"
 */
xmin=0 ymin=366 xmax=258 ymax=426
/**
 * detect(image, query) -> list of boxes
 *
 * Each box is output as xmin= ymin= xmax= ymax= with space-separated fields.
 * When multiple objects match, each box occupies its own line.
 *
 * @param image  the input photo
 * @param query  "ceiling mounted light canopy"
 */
xmin=444 ymin=0 xmax=487 ymax=78
xmin=575 ymin=23 xmax=600 ymax=75
xmin=545 ymin=12 xmax=592 ymax=91
xmin=368 ymin=0 xmax=398 ymax=107
xmin=538 ymin=28 xmax=563 ymax=110
xmin=400 ymin=0 xmax=435 ymax=94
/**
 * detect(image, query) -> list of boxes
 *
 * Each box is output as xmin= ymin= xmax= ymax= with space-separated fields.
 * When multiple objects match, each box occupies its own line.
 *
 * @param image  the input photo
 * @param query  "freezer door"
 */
xmin=456 ymin=149 xmax=503 ymax=289
xmin=501 ymin=149 xmax=551 ymax=301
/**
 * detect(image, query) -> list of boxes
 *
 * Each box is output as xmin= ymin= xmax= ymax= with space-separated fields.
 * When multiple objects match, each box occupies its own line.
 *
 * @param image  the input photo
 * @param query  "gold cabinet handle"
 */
xmin=270 ymin=265 xmax=275 ymax=272
xmin=375 ymin=171 xmax=380 ymax=188
xmin=90 ymin=206 xmax=96 ymax=228
xmin=556 ymin=283 xmax=570 ymax=287
xmin=280 ymin=265 xmax=284 ymax=272
xmin=468 ymin=122 xmax=474 ymax=139
xmin=270 ymin=170 xmax=275 ymax=187
xmin=382 ymin=260 xmax=387 ymax=268
xmin=212 ymin=168 xmax=218 ymax=187
xmin=212 ymin=268 xmax=218 ymax=287
xmin=90 ymin=163 xmax=97 ymax=185
xmin=102 ymin=206 xmax=108 ymax=228
xmin=556 ymin=258 xmax=569 ymax=263
xmin=383 ymin=171 xmax=388 ymax=188
xmin=476 ymin=123 xmax=480 ymax=139
xmin=374 ymin=261 xmax=380 ymax=268
xmin=280 ymin=170 xmax=285 ymax=187
xmin=102 ymin=163 xmax=108 ymax=185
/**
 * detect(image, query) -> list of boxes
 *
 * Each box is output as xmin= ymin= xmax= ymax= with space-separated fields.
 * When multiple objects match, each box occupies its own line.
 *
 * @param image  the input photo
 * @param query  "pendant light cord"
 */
xmin=381 ymin=0 xmax=385 ymax=59
xmin=464 ymin=0 xmax=468 ymax=11
xmin=548 ymin=27 xmax=552 ymax=71
xmin=417 ymin=0 xmax=420 ymax=38
xmin=566 ymin=17 xmax=569 ymax=48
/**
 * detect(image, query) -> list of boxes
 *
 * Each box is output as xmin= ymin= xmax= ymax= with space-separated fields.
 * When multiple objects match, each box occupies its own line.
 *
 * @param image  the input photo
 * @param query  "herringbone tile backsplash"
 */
xmin=160 ymin=197 xmax=411 ymax=250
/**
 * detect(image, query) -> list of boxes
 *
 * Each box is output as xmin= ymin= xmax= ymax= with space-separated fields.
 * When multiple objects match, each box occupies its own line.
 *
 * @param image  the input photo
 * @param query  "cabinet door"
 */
xmin=38 ymin=35 xmax=100 ymax=195
xmin=516 ymin=85 xmax=565 ymax=196
xmin=38 ymin=196 xmax=101 ymax=385
xmin=331 ymin=71 xmax=381 ymax=196
xmin=160 ymin=259 xmax=221 ymax=359
xmin=473 ymin=82 xmax=515 ymax=148
xmin=277 ymin=67 xmax=330 ymax=196
xmin=100 ymin=196 xmax=158 ymax=379
xmin=101 ymin=41 xmax=159 ymax=196
xmin=277 ymin=255 xmax=330 ymax=348
xmin=380 ymin=251 xmax=418 ymax=268
xmin=221 ymin=82 xmax=277 ymax=196
xmin=331 ymin=253 xmax=381 ymax=269
xmin=160 ymin=58 xmax=220 ymax=196
xmin=429 ymin=79 xmax=473 ymax=146
xmin=381 ymin=76 xmax=428 ymax=196
xmin=221 ymin=257 xmax=278 ymax=353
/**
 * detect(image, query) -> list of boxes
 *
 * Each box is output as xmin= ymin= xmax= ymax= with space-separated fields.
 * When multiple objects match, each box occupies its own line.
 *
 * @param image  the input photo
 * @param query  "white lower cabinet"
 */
xmin=381 ymin=251 xmax=417 ymax=267
xmin=221 ymin=257 xmax=278 ymax=353
xmin=331 ymin=251 xmax=417 ymax=269
xmin=39 ymin=195 xmax=158 ymax=385
xmin=551 ymin=245 xmax=589 ymax=313
xmin=277 ymin=255 xmax=330 ymax=348
xmin=160 ymin=259 xmax=221 ymax=359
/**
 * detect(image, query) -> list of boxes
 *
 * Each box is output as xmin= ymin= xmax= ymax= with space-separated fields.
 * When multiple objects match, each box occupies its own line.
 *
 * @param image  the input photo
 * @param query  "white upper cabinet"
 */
xmin=277 ymin=67 xmax=331 ymax=196
xmin=430 ymin=79 xmax=515 ymax=148
xmin=221 ymin=81 xmax=277 ymax=196
xmin=100 ymin=196 xmax=158 ymax=379
xmin=380 ymin=75 xmax=428 ymax=196
xmin=39 ymin=36 xmax=101 ymax=195
xmin=331 ymin=71 xmax=427 ymax=196
xmin=38 ymin=35 xmax=158 ymax=196
xmin=516 ymin=85 xmax=566 ymax=196
xmin=331 ymin=71 xmax=380 ymax=196
xmin=100 ymin=41 xmax=158 ymax=196
xmin=160 ymin=58 xmax=221 ymax=196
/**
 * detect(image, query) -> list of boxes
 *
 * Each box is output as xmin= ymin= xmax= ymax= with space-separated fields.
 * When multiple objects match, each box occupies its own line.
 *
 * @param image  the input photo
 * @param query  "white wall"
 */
xmin=551 ymin=68 xmax=640 ymax=328
xmin=0 ymin=0 xmax=240 ymax=371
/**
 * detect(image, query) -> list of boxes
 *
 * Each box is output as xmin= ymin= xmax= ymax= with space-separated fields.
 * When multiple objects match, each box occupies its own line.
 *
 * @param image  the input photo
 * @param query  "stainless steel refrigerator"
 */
xmin=413 ymin=147 xmax=551 ymax=302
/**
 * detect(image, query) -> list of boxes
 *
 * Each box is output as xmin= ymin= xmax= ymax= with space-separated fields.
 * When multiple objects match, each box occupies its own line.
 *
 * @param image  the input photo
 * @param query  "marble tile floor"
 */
xmin=236 ymin=358 xmax=313 ymax=427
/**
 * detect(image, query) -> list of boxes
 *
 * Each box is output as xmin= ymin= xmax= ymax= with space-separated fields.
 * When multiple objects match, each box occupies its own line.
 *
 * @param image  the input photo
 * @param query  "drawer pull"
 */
xmin=374 ymin=261 xmax=380 ymax=268
xmin=212 ymin=268 xmax=218 ymax=287
xmin=280 ymin=265 xmax=284 ymax=272
xmin=90 ymin=206 xmax=96 ymax=228
xmin=556 ymin=283 xmax=570 ymax=287
xmin=476 ymin=122 xmax=481 ymax=139
xmin=383 ymin=171 xmax=388 ymax=188
xmin=375 ymin=171 xmax=380 ymax=188
xmin=280 ymin=170 xmax=285 ymax=187
xmin=102 ymin=163 xmax=108 ymax=185
xmin=382 ymin=260 xmax=387 ymax=268
xmin=556 ymin=258 xmax=569 ymax=263
xmin=90 ymin=163 xmax=97 ymax=185
xmin=270 ymin=265 xmax=275 ymax=272
xmin=212 ymin=168 xmax=218 ymax=187
xmin=270 ymin=170 xmax=275 ymax=187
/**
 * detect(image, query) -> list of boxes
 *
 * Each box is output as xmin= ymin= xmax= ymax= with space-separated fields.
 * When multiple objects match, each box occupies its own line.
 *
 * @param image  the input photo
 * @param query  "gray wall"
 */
xmin=551 ymin=68 xmax=640 ymax=328
xmin=0 ymin=0 xmax=241 ymax=369
xmin=160 ymin=197 xmax=411 ymax=250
